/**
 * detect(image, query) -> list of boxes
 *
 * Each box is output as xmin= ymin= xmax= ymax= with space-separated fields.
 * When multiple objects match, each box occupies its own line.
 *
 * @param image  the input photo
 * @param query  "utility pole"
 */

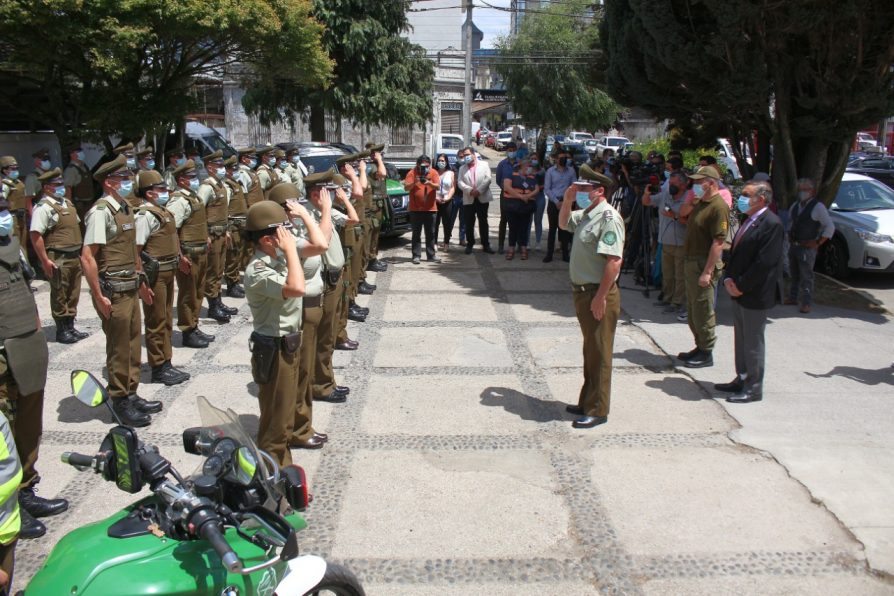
xmin=463 ymin=0 xmax=473 ymax=147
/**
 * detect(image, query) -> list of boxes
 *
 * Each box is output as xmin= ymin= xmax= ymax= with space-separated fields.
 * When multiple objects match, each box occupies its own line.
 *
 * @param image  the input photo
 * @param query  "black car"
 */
xmin=846 ymin=156 xmax=894 ymax=190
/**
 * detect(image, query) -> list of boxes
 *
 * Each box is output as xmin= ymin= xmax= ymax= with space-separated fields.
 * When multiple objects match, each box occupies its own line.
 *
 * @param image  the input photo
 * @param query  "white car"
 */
xmin=567 ymin=131 xmax=595 ymax=143
xmin=494 ymin=131 xmax=514 ymax=151
xmin=856 ymin=132 xmax=877 ymax=147
xmin=817 ymin=172 xmax=894 ymax=278
xmin=595 ymin=135 xmax=630 ymax=156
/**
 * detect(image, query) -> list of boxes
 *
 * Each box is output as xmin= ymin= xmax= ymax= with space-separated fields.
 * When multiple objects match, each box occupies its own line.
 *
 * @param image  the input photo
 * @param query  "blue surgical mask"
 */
xmin=118 ymin=180 xmax=134 ymax=197
xmin=507 ymin=152 xmax=516 ymax=160
xmin=0 ymin=211 xmax=12 ymax=237
xmin=188 ymin=178 xmax=200 ymax=191
xmin=693 ymin=184 xmax=706 ymax=199
xmin=291 ymin=155 xmax=301 ymax=164
xmin=155 ymin=191 xmax=170 ymax=206
xmin=436 ymin=161 xmax=446 ymax=170
xmin=530 ymin=159 xmax=539 ymax=167
xmin=175 ymin=157 xmax=187 ymax=167
xmin=40 ymin=159 xmax=51 ymax=170
xmin=51 ymin=185 xmax=66 ymax=199
xmin=266 ymin=157 xmax=276 ymax=166
xmin=215 ymin=167 xmax=226 ymax=178
xmin=248 ymin=158 xmax=258 ymax=169
xmin=737 ymin=195 xmax=752 ymax=214
xmin=576 ymin=191 xmax=592 ymax=209
xmin=463 ymin=156 xmax=472 ymax=165
xmin=76 ymin=151 xmax=85 ymax=161
xmin=146 ymin=159 xmax=156 ymax=170
xmin=6 ymin=169 xmax=19 ymax=181
xmin=279 ymin=160 xmax=288 ymax=170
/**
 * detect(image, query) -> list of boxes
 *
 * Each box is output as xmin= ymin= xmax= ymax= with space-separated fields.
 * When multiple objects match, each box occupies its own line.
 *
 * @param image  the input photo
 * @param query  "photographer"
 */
xmin=643 ymin=170 xmax=689 ymax=316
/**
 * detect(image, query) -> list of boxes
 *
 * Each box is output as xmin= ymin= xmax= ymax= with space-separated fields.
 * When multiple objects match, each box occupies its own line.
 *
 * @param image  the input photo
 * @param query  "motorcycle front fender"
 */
xmin=273 ymin=555 xmax=327 ymax=595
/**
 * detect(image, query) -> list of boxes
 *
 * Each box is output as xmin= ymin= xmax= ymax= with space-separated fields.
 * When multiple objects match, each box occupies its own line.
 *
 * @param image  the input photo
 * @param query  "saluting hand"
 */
xmin=274 ymin=225 xmax=296 ymax=254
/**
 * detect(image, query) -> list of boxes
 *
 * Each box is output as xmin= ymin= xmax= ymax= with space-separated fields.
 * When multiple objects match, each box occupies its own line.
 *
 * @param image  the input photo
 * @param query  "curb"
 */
xmin=815 ymin=272 xmax=891 ymax=315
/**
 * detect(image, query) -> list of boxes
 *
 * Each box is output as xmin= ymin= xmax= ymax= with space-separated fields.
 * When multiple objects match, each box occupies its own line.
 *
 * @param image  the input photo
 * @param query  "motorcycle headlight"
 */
xmin=855 ymin=227 xmax=894 ymax=243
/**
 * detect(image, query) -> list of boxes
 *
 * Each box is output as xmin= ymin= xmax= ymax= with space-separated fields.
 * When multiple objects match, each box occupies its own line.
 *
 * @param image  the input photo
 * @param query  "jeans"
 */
xmin=464 ymin=198 xmax=491 ymax=248
xmin=498 ymin=193 xmax=508 ymax=249
xmin=451 ymin=195 xmax=465 ymax=241
xmin=788 ymin=244 xmax=817 ymax=306
xmin=546 ymin=200 xmax=572 ymax=258
xmin=409 ymin=211 xmax=436 ymax=260
xmin=524 ymin=194 xmax=546 ymax=246
xmin=434 ymin=200 xmax=455 ymax=245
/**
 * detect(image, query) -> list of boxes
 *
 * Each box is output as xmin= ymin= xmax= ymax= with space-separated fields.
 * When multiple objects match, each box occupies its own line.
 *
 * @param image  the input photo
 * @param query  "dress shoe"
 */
xmin=291 ymin=435 xmax=325 ymax=450
xmin=412 ymin=256 xmax=421 ymax=264
xmin=350 ymin=302 xmax=369 ymax=314
xmin=799 ymin=304 xmax=811 ymax=313
xmin=182 ymin=330 xmax=209 ymax=349
xmin=565 ymin=405 xmax=584 ymax=416
xmin=367 ymin=259 xmax=387 ymax=272
xmin=335 ymin=339 xmax=359 ymax=351
xmin=68 ymin=318 xmax=89 ymax=340
xmin=682 ymin=350 xmax=713 ymax=368
xmin=313 ymin=432 xmax=329 ymax=443
xmin=314 ymin=391 xmax=347 ymax=403
xmin=572 ymin=415 xmax=608 ymax=429
xmin=195 ymin=328 xmax=216 ymax=342
xmin=542 ymin=254 xmax=553 ymax=263
xmin=464 ymin=246 xmax=473 ymax=255
xmin=18 ymin=508 xmax=46 ymax=539
xmin=334 ymin=385 xmax=350 ymax=395
xmin=130 ymin=394 xmax=163 ymax=414
xmin=714 ymin=378 xmax=744 ymax=393
xmin=498 ymin=244 xmax=504 ymax=254
xmin=151 ymin=362 xmax=189 ymax=386
xmin=561 ymin=255 xmax=570 ymax=262
xmin=677 ymin=347 xmax=699 ymax=360
xmin=20 ymin=487 xmax=69 ymax=518
xmin=111 ymin=398 xmax=152 ymax=427
xmin=55 ymin=320 xmax=78 ymax=344
xmin=726 ymin=390 xmax=763 ymax=404
xmin=428 ymin=257 xmax=442 ymax=263
xmin=206 ymin=298 xmax=231 ymax=323
xmin=483 ymin=246 xmax=495 ymax=254
xmin=358 ymin=281 xmax=376 ymax=295
xmin=218 ymin=297 xmax=238 ymax=315
xmin=348 ymin=310 xmax=367 ymax=323
xmin=226 ymin=283 xmax=245 ymax=298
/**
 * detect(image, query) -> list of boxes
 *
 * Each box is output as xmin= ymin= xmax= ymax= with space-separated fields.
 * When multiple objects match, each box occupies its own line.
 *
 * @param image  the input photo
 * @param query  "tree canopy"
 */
xmin=242 ymin=0 xmax=434 ymax=141
xmin=600 ymin=0 xmax=894 ymax=206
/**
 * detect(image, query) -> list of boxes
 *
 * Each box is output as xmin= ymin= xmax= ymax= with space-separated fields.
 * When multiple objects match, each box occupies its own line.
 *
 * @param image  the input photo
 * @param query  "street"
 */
xmin=12 ymin=185 xmax=894 ymax=593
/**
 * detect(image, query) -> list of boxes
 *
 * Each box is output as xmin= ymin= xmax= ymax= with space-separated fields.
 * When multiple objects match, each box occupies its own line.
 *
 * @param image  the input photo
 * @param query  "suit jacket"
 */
xmin=457 ymin=162 xmax=493 ymax=205
xmin=725 ymin=209 xmax=784 ymax=310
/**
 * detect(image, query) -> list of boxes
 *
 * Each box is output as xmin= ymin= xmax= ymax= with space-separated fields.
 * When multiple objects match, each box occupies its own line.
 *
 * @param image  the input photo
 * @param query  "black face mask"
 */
xmin=419 ymin=165 xmax=429 ymax=176
xmin=669 ymin=184 xmax=680 ymax=195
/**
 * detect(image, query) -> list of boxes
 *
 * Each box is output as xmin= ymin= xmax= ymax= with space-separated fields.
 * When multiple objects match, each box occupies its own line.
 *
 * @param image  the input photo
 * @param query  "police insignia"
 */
xmin=603 ymin=231 xmax=617 ymax=246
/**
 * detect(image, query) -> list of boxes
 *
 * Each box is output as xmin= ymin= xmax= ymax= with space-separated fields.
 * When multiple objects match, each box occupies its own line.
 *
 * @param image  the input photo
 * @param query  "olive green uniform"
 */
xmin=3 ymin=177 xmax=31 ymax=263
xmin=313 ymin=208 xmax=348 ymax=398
xmin=368 ymin=176 xmax=387 ymax=261
xmin=223 ymin=177 xmax=248 ymax=287
xmin=566 ymin=201 xmax=625 ymax=418
xmin=135 ymin=202 xmax=179 ymax=368
xmin=63 ymin=161 xmax=95 ymax=223
xmin=244 ymin=250 xmax=304 ymax=467
xmin=30 ymin=196 xmax=83 ymax=324
xmin=683 ymin=193 xmax=729 ymax=352
xmin=256 ymin=164 xmax=276 ymax=198
xmin=285 ymin=164 xmax=306 ymax=198
xmin=291 ymin=223 xmax=324 ymax=446
xmin=83 ymin=195 xmax=142 ymax=400
xmin=197 ymin=177 xmax=229 ymax=301
xmin=167 ymin=187 xmax=209 ymax=333
xmin=336 ymin=213 xmax=357 ymax=344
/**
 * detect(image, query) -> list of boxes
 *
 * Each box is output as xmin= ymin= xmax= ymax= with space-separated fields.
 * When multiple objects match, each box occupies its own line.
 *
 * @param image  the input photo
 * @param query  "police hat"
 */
xmin=237 ymin=147 xmax=257 ymax=157
xmin=137 ymin=146 xmax=154 ymax=158
xmin=113 ymin=142 xmax=134 ymax=155
xmin=305 ymin=169 xmax=346 ymax=188
xmin=256 ymin=145 xmax=275 ymax=156
xmin=246 ymin=201 xmax=291 ymax=232
xmin=93 ymin=155 xmax=130 ymax=182
xmin=37 ymin=168 xmax=63 ymax=184
xmin=689 ymin=165 xmax=721 ymax=180
xmin=335 ymin=153 xmax=357 ymax=166
xmin=267 ymin=183 xmax=301 ymax=206
xmin=223 ymin=156 xmax=238 ymax=167
xmin=0 ymin=156 xmax=17 ymax=169
xmin=203 ymin=150 xmax=224 ymax=164
xmin=32 ymin=147 xmax=50 ymax=158
xmin=137 ymin=170 xmax=165 ymax=192
xmin=578 ymin=164 xmax=614 ymax=188
xmin=365 ymin=142 xmax=385 ymax=153
xmin=165 ymin=146 xmax=185 ymax=158
xmin=172 ymin=160 xmax=197 ymax=178
xmin=273 ymin=149 xmax=286 ymax=159
xmin=286 ymin=146 xmax=300 ymax=156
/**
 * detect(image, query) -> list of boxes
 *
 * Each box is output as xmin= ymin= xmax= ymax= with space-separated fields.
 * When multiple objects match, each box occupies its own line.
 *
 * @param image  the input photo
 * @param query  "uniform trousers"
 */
xmin=0 ymin=361 xmax=43 ymax=489
xmin=11 ymin=215 xmax=28 ymax=265
xmin=359 ymin=215 xmax=372 ymax=283
xmin=255 ymin=345 xmax=299 ymax=468
xmin=369 ymin=204 xmax=383 ymax=259
xmin=225 ymin=224 xmax=245 ymax=287
xmin=176 ymin=251 xmax=208 ymax=332
xmin=94 ymin=289 xmax=141 ymax=399
xmin=142 ymin=269 xmax=174 ymax=368
xmin=684 ymin=257 xmax=720 ymax=351
xmin=204 ymin=233 xmax=227 ymax=299
xmin=292 ymin=304 xmax=322 ymax=444
xmin=573 ymin=283 xmax=621 ymax=417
xmin=788 ymin=244 xmax=817 ymax=306
xmin=349 ymin=226 xmax=364 ymax=299
xmin=313 ymin=275 xmax=343 ymax=398
xmin=731 ymin=299 xmax=768 ymax=395
xmin=47 ymin=252 xmax=82 ymax=320
xmin=661 ymin=243 xmax=685 ymax=306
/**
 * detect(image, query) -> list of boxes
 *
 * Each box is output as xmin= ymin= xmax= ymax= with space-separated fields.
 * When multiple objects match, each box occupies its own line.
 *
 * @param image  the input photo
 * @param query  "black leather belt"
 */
xmin=303 ymin=295 xmax=322 ymax=308
xmin=572 ymin=283 xmax=600 ymax=293
xmin=48 ymin=247 xmax=82 ymax=259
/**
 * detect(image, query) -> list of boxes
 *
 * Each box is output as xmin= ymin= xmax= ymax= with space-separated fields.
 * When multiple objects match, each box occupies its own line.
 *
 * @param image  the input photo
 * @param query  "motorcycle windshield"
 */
xmin=192 ymin=395 xmax=277 ymax=508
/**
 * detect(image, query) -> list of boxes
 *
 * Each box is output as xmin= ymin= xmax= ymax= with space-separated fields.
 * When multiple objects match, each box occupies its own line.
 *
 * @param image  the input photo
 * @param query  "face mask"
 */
xmin=188 ymin=178 xmax=200 ymax=191
xmin=558 ymin=157 xmax=567 ymax=166
xmin=175 ymin=157 xmax=186 ymax=167
xmin=693 ymin=184 xmax=706 ymax=199
xmin=155 ymin=191 xmax=170 ymax=206
xmin=278 ymin=160 xmax=288 ymax=170
xmin=266 ymin=157 xmax=276 ymax=167
xmin=798 ymin=190 xmax=811 ymax=202
xmin=668 ymin=184 xmax=679 ymax=195
xmin=507 ymin=152 xmax=517 ymax=160
xmin=215 ymin=167 xmax=226 ymax=178
xmin=248 ymin=158 xmax=258 ymax=169
xmin=737 ymin=195 xmax=752 ymax=214
xmin=117 ymin=180 xmax=134 ymax=197
xmin=40 ymin=159 xmax=51 ymax=170
xmin=145 ymin=159 xmax=156 ymax=170
xmin=419 ymin=165 xmax=429 ymax=176
xmin=576 ymin=191 xmax=592 ymax=209
xmin=0 ymin=211 xmax=12 ymax=237
xmin=437 ymin=161 xmax=446 ymax=170
xmin=51 ymin=185 xmax=66 ymax=199
xmin=76 ymin=151 xmax=85 ymax=161
xmin=530 ymin=159 xmax=539 ymax=167
xmin=126 ymin=158 xmax=136 ymax=170
xmin=462 ymin=155 xmax=472 ymax=165
xmin=6 ymin=169 xmax=19 ymax=181
xmin=291 ymin=155 xmax=300 ymax=164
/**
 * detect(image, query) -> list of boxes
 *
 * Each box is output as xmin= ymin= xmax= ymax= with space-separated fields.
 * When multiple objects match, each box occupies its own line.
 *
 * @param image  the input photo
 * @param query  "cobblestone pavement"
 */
xmin=12 ymin=208 xmax=894 ymax=594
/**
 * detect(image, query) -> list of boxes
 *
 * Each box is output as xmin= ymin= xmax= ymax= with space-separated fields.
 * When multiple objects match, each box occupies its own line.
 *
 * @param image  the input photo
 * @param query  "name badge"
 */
xmin=121 ymin=223 xmax=134 ymax=231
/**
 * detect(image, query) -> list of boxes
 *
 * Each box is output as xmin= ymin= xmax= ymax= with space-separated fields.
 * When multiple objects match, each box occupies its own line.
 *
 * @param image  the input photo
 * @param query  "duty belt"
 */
xmin=13 ymin=209 xmax=25 ymax=219
xmin=48 ymin=246 xmax=83 ymax=259
xmin=303 ymin=295 xmax=322 ymax=309
xmin=208 ymin=222 xmax=228 ymax=236
xmin=571 ymin=283 xmax=601 ymax=293
xmin=181 ymin=242 xmax=208 ymax=255
xmin=228 ymin=216 xmax=247 ymax=229
xmin=101 ymin=274 xmax=140 ymax=293
xmin=157 ymin=256 xmax=179 ymax=272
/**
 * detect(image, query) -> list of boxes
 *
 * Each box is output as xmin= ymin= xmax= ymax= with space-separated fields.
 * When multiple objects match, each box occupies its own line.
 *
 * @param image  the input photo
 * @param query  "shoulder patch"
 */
xmin=602 ymin=231 xmax=618 ymax=246
xmin=94 ymin=203 xmax=107 ymax=210
xmin=253 ymin=260 xmax=266 ymax=270
xmin=603 ymin=210 xmax=614 ymax=220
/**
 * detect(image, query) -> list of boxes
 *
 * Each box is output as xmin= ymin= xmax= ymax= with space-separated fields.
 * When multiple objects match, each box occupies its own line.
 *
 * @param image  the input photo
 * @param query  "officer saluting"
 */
xmin=243 ymin=201 xmax=306 ymax=467
xmin=29 ymin=168 xmax=88 ymax=344
xmin=364 ymin=142 xmax=388 ymax=273
xmin=81 ymin=155 xmax=163 ymax=427
xmin=222 ymin=155 xmax=247 ymax=298
xmin=559 ymin=165 xmax=625 ymax=429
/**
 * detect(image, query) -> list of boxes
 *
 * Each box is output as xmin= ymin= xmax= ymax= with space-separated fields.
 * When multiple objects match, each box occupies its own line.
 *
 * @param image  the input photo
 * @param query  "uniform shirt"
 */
xmin=244 ymin=250 xmax=303 ymax=336
xmin=83 ymin=194 xmax=129 ymax=245
xmin=289 ymin=219 xmax=323 ymax=298
xmin=135 ymin=201 xmax=168 ymax=245
xmin=683 ymin=193 xmax=729 ymax=258
xmin=24 ymin=171 xmax=45 ymax=196
xmin=313 ymin=205 xmax=347 ymax=269
xmin=286 ymin=164 xmax=306 ymax=198
xmin=62 ymin=163 xmax=85 ymax=187
xmin=566 ymin=201 xmax=626 ymax=286
xmin=166 ymin=188 xmax=202 ymax=228
xmin=257 ymin=167 xmax=274 ymax=191
xmin=163 ymin=168 xmax=177 ymax=190
xmin=30 ymin=196 xmax=81 ymax=234
xmin=236 ymin=166 xmax=254 ymax=193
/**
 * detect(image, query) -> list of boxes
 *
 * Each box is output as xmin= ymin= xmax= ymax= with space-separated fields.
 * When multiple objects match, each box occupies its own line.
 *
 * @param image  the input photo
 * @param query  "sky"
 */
xmin=473 ymin=0 xmax=512 ymax=48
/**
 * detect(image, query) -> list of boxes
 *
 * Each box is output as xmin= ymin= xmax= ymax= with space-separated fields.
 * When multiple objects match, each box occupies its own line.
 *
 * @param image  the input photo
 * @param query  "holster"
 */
xmin=13 ymin=209 xmax=25 ymax=220
xmin=323 ymin=267 xmax=340 ymax=288
xmin=282 ymin=331 xmax=302 ymax=355
xmin=141 ymin=251 xmax=160 ymax=287
xmin=99 ymin=275 xmax=115 ymax=300
xmin=249 ymin=331 xmax=279 ymax=385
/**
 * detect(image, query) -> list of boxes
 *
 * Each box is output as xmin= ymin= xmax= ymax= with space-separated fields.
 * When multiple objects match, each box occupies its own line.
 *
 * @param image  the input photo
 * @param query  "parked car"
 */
xmin=815 ymin=173 xmax=894 ymax=278
xmin=484 ymin=132 xmax=496 ymax=148
xmin=846 ymin=156 xmax=894 ymax=190
xmin=595 ymin=135 xmax=631 ymax=156
xmin=494 ymin=131 xmax=514 ymax=151
xmin=715 ymin=138 xmax=742 ymax=183
xmin=435 ymin=133 xmax=465 ymax=168
xmin=583 ymin=139 xmax=599 ymax=156
xmin=568 ymin=131 xmax=595 ymax=144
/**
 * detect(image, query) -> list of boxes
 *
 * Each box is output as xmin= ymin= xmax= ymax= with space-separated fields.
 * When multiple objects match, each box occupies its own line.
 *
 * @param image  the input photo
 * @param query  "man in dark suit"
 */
xmin=715 ymin=179 xmax=783 ymax=403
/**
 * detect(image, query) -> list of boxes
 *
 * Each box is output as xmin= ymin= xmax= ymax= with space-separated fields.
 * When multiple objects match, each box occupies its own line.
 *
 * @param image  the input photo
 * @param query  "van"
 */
xmin=167 ymin=121 xmax=236 ymax=164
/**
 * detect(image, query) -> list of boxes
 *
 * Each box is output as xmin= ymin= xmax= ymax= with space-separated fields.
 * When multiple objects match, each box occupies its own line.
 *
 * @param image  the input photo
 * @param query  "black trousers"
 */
xmin=507 ymin=208 xmax=533 ymax=248
xmin=498 ymin=193 xmax=508 ymax=249
xmin=434 ymin=201 xmax=455 ymax=244
xmin=463 ymin=198 xmax=491 ymax=248
xmin=546 ymin=200 xmax=572 ymax=258
xmin=409 ymin=211 xmax=436 ymax=259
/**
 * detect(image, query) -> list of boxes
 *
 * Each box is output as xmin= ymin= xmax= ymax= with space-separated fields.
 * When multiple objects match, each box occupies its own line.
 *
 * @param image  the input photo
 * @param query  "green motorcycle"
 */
xmin=23 ymin=370 xmax=364 ymax=596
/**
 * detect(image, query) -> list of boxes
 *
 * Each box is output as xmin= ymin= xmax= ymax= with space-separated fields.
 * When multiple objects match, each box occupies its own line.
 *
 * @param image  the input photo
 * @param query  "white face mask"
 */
xmin=798 ymin=190 xmax=811 ymax=202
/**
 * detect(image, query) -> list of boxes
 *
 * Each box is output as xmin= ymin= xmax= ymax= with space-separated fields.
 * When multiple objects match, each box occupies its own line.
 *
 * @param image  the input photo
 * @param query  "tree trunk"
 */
xmin=754 ymin=131 xmax=771 ymax=175
xmin=816 ymin=139 xmax=851 ymax=207
xmin=310 ymin=105 xmax=326 ymax=142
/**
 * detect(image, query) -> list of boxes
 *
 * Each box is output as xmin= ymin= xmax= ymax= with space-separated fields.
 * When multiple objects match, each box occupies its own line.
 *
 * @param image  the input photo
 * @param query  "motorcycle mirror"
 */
xmin=233 ymin=446 xmax=258 ymax=486
xmin=71 ymin=370 xmax=108 ymax=408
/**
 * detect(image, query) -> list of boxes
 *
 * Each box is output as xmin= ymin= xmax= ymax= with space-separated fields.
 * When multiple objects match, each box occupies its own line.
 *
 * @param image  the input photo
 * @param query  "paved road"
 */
xmin=13 ymin=213 xmax=894 ymax=594
xmin=841 ymin=270 xmax=894 ymax=312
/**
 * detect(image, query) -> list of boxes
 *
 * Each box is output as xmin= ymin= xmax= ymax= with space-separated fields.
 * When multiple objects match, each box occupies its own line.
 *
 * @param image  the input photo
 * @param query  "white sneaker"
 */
xmin=676 ymin=310 xmax=688 ymax=322
xmin=534 ymin=241 xmax=541 ymax=252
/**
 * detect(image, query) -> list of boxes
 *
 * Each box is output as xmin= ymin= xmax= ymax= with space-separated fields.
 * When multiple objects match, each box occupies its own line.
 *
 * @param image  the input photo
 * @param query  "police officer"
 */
xmin=559 ymin=165 xmax=625 ymax=429
xmin=62 ymin=143 xmax=95 ymax=223
xmin=136 ymin=146 xmax=156 ymax=173
xmin=114 ymin=142 xmax=138 ymax=173
xmin=198 ymin=151 xmax=237 ymax=322
xmin=285 ymin=147 xmax=306 ymax=197
xmin=29 ymin=168 xmax=88 ymax=344
xmin=20 ymin=148 xmax=51 ymax=261
xmin=0 ymin=193 xmax=70 ymax=540
xmin=81 ymin=155 xmax=163 ymax=427
xmin=163 ymin=146 xmax=187 ymax=189
xmin=243 ymin=201 xmax=306 ymax=467
xmin=332 ymin=160 xmax=365 ymax=348
xmin=354 ymin=151 xmax=378 ymax=295
xmin=222 ymin=156 xmax=247 ymax=298
xmin=167 ymin=159 xmax=216 ymax=347
xmin=364 ymin=142 xmax=388 ymax=273
xmin=134 ymin=170 xmax=190 ymax=386
xmin=255 ymin=146 xmax=278 ymax=198
xmin=273 ymin=149 xmax=291 ymax=184
xmin=336 ymin=154 xmax=372 ymax=323
xmin=186 ymin=147 xmax=209 ymax=181
xmin=0 ymin=156 xmax=30 ymax=265
xmin=308 ymin=171 xmax=359 ymax=403
xmin=236 ymin=147 xmax=265 ymax=208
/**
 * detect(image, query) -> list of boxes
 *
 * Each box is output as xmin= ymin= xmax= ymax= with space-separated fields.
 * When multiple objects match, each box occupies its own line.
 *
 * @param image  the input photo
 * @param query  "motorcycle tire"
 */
xmin=305 ymin=562 xmax=366 ymax=596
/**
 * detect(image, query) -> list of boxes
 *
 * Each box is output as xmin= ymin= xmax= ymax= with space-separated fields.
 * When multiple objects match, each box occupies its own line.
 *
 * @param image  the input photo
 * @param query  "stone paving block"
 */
xmin=544 ymin=371 xmax=733 ymax=435
xmin=162 ymin=373 xmax=261 ymax=432
xmin=525 ymin=324 xmax=670 ymax=369
xmin=389 ymin=268 xmax=487 ymax=292
xmin=363 ymin=582 xmax=601 ymax=595
xmin=362 ymin=374 xmax=552 ymax=435
xmin=383 ymin=293 xmax=498 ymax=322
xmin=496 ymin=269 xmax=571 ymax=291
xmin=374 ymin=327 xmax=512 ymax=368
xmin=592 ymin=446 xmax=857 ymax=556
xmin=214 ymin=324 xmax=254 ymax=365
xmin=642 ymin=575 xmax=894 ymax=596
xmin=331 ymin=450 xmax=573 ymax=559
xmin=506 ymin=292 xmax=576 ymax=324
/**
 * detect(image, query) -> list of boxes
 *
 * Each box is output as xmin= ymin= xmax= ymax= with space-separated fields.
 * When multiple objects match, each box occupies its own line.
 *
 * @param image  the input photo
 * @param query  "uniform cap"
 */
xmin=113 ymin=142 xmax=135 ymax=155
xmin=246 ymin=201 xmax=292 ymax=232
xmin=256 ymin=145 xmax=275 ymax=156
xmin=688 ymin=165 xmax=721 ymax=180
xmin=305 ymin=169 xmax=346 ymax=188
xmin=286 ymin=146 xmax=301 ymax=156
xmin=223 ymin=156 xmax=238 ymax=167
xmin=203 ymin=150 xmax=224 ymax=163
xmin=365 ymin=142 xmax=385 ymax=153
xmin=578 ymin=164 xmax=615 ymax=188
xmin=32 ymin=147 xmax=50 ymax=158
xmin=136 ymin=170 xmax=165 ymax=191
xmin=172 ymin=159 xmax=197 ymax=178
xmin=37 ymin=168 xmax=63 ymax=183
xmin=335 ymin=152 xmax=364 ymax=166
xmin=237 ymin=147 xmax=257 ymax=156
xmin=164 ymin=146 xmax=185 ymax=158
xmin=266 ymin=183 xmax=301 ymax=205
xmin=0 ymin=156 xmax=17 ymax=168
xmin=93 ymin=155 xmax=130 ymax=182
xmin=273 ymin=149 xmax=286 ymax=158
xmin=136 ymin=146 xmax=154 ymax=158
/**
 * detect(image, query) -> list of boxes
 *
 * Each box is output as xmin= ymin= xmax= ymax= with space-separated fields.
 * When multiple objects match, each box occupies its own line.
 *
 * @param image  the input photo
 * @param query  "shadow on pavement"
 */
xmin=644 ymin=376 xmax=711 ymax=401
xmin=479 ymin=386 xmax=570 ymax=422
xmin=805 ymin=365 xmax=894 ymax=387
xmin=614 ymin=347 xmax=673 ymax=369
xmin=56 ymin=394 xmax=113 ymax=424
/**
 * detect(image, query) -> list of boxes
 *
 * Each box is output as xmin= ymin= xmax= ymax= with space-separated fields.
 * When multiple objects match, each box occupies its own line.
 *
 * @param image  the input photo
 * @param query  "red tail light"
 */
xmin=282 ymin=465 xmax=311 ymax=511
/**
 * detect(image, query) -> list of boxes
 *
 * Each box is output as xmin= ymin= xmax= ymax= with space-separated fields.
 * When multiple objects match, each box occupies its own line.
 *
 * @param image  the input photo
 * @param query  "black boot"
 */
xmin=348 ymin=307 xmax=367 ymax=323
xmin=18 ymin=508 xmax=46 ymax=539
xmin=358 ymin=281 xmax=376 ymax=295
xmin=69 ymin=317 xmax=89 ymax=341
xmin=207 ymin=297 xmax=231 ymax=323
xmin=218 ymin=296 xmax=238 ymax=315
xmin=367 ymin=259 xmax=387 ymax=272
xmin=55 ymin=319 xmax=77 ymax=344
xmin=195 ymin=327 xmax=216 ymax=342
xmin=350 ymin=301 xmax=369 ymax=315
xmin=20 ymin=486 xmax=69 ymax=518
xmin=111 ymin=398 xmax=152 ymax=427
xmin=226 ymin=283 xmax=245 ymax=298
xmin=151 ymin=361 xmax=189 ymax=386
xmin=182 ymin=329 xmax=209 ymax=349
xmin=129 ymin=393 xmax=163 ymax=414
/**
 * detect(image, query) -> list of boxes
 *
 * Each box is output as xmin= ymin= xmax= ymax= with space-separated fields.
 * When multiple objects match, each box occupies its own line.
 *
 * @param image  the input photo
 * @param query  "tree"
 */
xmin=0 ymin=0 xmax=331 ymax=157
xmin=494 ymin=0 xmax=619 ymax=153
xmin=242 ymin=0 xmax=434 ymax=141
xmin=600 ymin=0 xmax=894 ymax=207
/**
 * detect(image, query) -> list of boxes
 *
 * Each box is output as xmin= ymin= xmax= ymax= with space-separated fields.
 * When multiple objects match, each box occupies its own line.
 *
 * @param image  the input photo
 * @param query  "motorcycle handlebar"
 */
xmin=62 ymin=451 xmax=97 ymax=470
xmin=197 ymin=514 xmax=242 ymax=573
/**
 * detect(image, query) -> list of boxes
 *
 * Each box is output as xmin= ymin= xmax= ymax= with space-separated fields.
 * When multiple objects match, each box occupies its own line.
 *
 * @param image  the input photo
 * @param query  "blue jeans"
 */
xmin=524 ymin=194 xmax=546 ymax=244
xmin=451 ymin=195 xmax=464 ymax=241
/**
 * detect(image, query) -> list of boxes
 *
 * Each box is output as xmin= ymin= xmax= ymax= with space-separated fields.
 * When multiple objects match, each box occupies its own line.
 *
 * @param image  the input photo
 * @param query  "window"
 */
xmin=392 ymin=126 xmax=413 ymax=146
xmin=862 ymin=159 xmax=890 ymax=169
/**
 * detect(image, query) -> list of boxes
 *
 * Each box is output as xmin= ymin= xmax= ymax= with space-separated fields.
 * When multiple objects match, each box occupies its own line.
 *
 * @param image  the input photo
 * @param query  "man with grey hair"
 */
xmin=716 ymin=179 xmax=783 ymax=403
xmin=785 ymin=178 xmax=834 ymax=313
